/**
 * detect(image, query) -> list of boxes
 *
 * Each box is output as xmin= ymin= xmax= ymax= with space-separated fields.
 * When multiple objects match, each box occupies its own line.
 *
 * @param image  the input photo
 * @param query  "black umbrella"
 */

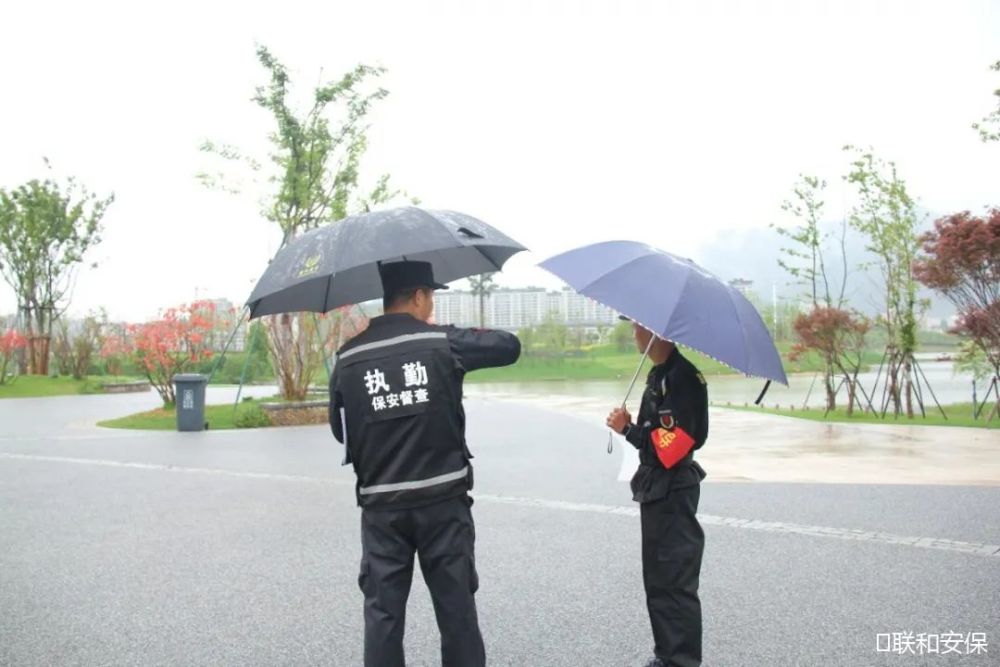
xmin=246 ymin=207 xmax=526 ymax=318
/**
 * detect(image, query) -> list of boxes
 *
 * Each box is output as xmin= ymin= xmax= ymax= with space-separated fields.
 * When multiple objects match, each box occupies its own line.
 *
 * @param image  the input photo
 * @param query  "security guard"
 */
xmin=606 ymin=318 xmax=708 ymax=667
xmin=329 ymin=260 xmax=520 ymax=667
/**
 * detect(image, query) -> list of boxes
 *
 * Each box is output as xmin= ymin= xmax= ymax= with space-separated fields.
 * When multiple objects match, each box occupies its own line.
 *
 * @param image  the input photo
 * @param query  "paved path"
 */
xmin=1 ymin=393 xmax=998 ymax=665
xmin=466 ymin=385 xmax=1000 ymax=485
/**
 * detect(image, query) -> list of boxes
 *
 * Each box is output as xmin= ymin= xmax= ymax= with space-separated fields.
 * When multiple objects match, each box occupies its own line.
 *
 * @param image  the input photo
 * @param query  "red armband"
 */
xmin=650 ymin=426 xmax=695 ymax=469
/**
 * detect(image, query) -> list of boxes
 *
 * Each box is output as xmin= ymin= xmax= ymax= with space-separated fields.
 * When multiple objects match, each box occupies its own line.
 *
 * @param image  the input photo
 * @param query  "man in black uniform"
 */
xmin=606 ymin=319 xmax=708 ymax=667
xmin=329 ymin=260 xmax=520 ymax=667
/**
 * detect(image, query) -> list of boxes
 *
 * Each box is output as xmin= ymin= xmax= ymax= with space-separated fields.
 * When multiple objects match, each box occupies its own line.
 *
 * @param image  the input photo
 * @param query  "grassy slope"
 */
xmin=463 ymin=343 xmax=864 ymax=383
xmin=98 ymin=402 xmax=250 ymax=430
xmin=0 ymin=375 xmax=142 ymax=399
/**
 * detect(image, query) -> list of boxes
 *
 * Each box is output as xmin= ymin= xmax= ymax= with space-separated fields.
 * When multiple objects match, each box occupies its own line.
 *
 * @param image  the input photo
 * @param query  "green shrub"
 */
xmin=196 ymin=352 xmax=275 ymax=385
xmin=81 ymin=378 xmax=106 ymax=394
xmin=234 ymin=402 xmax=272 ymax=428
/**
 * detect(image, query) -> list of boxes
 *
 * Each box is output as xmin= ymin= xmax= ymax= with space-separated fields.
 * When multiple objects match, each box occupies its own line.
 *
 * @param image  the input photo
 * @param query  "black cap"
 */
xmin=378 ymin=260 xmax=449 ymax=295
xmin=618 ymin=314 xmax=632 ymax=321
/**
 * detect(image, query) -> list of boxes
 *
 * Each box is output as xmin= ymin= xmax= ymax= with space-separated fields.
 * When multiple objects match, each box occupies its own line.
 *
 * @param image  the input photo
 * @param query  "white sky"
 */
xmin=1 ymin=0 xmax=998 ymax=323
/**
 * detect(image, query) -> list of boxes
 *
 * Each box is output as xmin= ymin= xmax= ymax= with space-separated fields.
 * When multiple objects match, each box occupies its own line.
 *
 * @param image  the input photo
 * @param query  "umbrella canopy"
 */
xmin=246 ymin=207 xmax=526 ymax=318
xmin=539 ymin=240 xmax=788 ymax=385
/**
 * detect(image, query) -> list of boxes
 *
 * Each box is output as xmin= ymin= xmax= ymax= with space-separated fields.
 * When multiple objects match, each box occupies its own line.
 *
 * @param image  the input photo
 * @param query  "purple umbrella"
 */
xmin=540 ymin=241 xmax=787 ymax=448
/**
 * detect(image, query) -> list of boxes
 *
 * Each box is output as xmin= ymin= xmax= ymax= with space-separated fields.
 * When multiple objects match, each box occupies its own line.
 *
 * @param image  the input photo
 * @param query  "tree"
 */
xmin=200 ymin=46 xmax=410 ymax=400
xmin=100 ymin=328 xmax=132 ymax=377
xmin=130 ymin=301 xmax=216 ymax=406
xmin=0 ymin=328 xmax=26 ymax=385
xmin=774 ymin=174 xmax=850 ymax=410
xmin=242 ymin=319 xmax=274 ymax=380
xmin=51 ymin=322 xmax=74 ymax=377
xmin=789 ymin=308 xmax=871 ymax=415
xmin=913 ymin=208 xmax=1000 ymax=390
xmin=264 ymin=310 xmax=346 ymax=400
xmin=567 ymin=326 xmax=586 ymax=349
xmin=775 ymin=175 xmax=847 ymax=309
xmin=972 ymin=60 xmax=1000 ymax=143
xmin=844 ymin=146 xmax=923 ymax=418
xmin=468 ymin=273 xmax=496 ymax=327
xmin=537 ymin=313 xmax=568 ymax=353
xmin=0 ymin=165 xmax=113 ymax=375
xmin=517 ymin=326 xmax=537 ymax=357
xmin=52 ymin=314 xmax=103 ymax=380
xmin=594 ymin=323 xmax=609 ymax=345
xmin=954 ymin=340 xmax=993 ymax=383
xmin=611 ymin=319 xmax=633 ymax=352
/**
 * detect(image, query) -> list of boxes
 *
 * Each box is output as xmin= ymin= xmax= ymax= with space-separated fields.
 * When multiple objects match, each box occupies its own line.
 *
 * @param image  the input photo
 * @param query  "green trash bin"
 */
xmin=174 ymin=374 xmax=208 ymax=432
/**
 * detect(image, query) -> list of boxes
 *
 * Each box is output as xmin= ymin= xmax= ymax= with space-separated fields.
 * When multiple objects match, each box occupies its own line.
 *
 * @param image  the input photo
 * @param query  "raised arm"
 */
xmin=445 ymin=326 xmax=521 ymax=373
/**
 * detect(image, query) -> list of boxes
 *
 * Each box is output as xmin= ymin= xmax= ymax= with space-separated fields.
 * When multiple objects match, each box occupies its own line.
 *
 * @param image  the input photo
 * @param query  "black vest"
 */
xmin=335 ymin=318 xmax=471 ymax=509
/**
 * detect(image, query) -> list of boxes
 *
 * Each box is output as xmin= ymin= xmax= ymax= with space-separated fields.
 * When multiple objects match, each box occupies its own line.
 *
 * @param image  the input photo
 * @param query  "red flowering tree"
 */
xmin=130 ymin=301 xmax=215 ymax=406
xmin=790 ymin=307 xmax=871 ymax=414
xmin=99 ymin=332 xmax=133 ymax=377
xmin=914 ymin=209 xmax=1000 ymax=386
xmin=0 ymin=328 xmax=27 ymax=385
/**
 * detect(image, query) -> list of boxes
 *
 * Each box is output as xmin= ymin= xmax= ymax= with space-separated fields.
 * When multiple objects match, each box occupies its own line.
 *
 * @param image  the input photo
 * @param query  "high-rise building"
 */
xmin=202 ymin=298 xmax=247 ymax=352
xmin=432 ymin=287 xmax=617 ymax=330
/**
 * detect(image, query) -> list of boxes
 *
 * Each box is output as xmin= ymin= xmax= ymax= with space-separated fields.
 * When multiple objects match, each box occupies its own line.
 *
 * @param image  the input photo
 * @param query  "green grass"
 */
xmin=717 ymin=402 xmax=996 ymax=429
xmin=463 ymin=343 xmax=856 ymax=383
xmin=98 ymin=399 xmax=272 ymax=431
xmin=0 ymin=375 xmax=143 ymax=399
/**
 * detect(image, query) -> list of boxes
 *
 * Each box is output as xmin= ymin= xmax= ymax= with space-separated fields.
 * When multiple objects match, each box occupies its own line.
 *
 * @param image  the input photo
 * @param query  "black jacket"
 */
xmin=624 ymin=349 xmax=708 ymax=503
xmin=329 ymin=313 xmax=520 ymax=510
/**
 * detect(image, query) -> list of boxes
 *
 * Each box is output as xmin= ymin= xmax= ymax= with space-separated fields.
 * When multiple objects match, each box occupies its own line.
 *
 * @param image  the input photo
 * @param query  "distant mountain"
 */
xmin=694 ymin=212 xmax=956 ymax=321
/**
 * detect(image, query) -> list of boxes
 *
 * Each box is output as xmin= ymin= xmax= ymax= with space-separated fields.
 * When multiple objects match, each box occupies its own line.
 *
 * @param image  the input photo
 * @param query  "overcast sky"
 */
xmin=1 ymin=0 xmax=998 ymax=323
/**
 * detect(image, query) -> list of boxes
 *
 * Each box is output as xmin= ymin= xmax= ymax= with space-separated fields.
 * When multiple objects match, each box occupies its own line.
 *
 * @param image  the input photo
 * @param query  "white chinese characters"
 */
xmin=876 ymin=631 xmax=988 ymax=656
xmin=364 ymin=369 xmax=391 ymax=395
xmin=366 ymin=361 xmax=432 ymax=412
xmin=403 ymin=361 xmax=429 ymax=387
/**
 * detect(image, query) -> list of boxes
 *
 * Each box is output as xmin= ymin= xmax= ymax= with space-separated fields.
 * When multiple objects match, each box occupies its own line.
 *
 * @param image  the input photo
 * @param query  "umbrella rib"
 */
xmin=248 ymin=208 xmax=527 ymax=320
xmin=566 ymin=255 xmax=693 ymax=345
xmin=587 ymin=263 xmax=770 ymax=381
xmin=477 ymin=246 xmax=504 ymax=272
xmin=640 ymin=263 xmax=694 ymax=342
xmin=321 ymin=273 xmax=332 ymax=314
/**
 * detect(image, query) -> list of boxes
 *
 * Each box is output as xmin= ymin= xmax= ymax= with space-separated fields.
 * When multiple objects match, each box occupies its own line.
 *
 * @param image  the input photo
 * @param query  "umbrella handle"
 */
xmin=607 ymin=335 xmax=655 ymax=454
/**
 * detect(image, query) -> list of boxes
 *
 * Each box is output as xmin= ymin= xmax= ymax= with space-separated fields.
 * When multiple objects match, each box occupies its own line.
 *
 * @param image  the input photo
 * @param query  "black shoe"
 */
xmin=642 ymin=659 xmax=666 ymax=667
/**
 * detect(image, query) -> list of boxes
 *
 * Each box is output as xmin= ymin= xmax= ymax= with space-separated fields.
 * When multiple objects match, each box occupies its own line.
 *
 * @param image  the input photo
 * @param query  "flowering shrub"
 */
xmin=99 ymin=334 xmax=133 ymax=376
xmin=0 ymin=329 xmax=27 ymax=384
xmin=130 ymin=301 xmax=215 ymax=406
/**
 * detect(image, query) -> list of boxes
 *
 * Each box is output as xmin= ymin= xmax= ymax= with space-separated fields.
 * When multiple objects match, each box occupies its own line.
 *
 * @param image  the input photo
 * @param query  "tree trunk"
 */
xmin=23 ymin=305 xmax=53 ymax=375
xmin=846 ymin=375 xmax=856 ymax=416
xmin=824 ymin=358 xmax=836 ymax=411
xmin=834 ymin=361 xmax=858 ymax=416
xmin=885 ymin=350 xmax=901 ymax=417
xmin=903 ymin=357 xmax=914 ymax=418
xmin=16 ymin=345 xmax=27 ymax=375
xmin=29 ymin=335 xmax=50 ymax=375
xmin=265 ymin=312 xmax=332 ymax=401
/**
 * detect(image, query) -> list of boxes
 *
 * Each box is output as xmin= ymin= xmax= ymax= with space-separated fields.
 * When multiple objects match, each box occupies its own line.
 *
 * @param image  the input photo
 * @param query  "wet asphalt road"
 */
xmin=1 ymin=393 xmax=998 ymax=666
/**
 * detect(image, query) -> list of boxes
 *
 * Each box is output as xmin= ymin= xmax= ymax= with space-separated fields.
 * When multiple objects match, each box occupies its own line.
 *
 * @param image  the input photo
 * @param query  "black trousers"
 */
xmin=640 ymin=484 xmax=704 ymax=667
xmin=358 ymin=494 xmax=484 ymax=667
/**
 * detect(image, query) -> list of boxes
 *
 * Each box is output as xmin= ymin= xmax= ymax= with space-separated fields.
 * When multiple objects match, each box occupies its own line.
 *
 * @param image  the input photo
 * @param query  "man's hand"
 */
xmin=606 ymin=407 xmax=631 ymax=434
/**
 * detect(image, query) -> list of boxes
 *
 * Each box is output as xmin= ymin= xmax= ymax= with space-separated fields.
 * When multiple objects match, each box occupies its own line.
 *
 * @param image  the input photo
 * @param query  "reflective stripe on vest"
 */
xmin=358 ymin=465 xmax=469 ymax=496
xmin=338 ymin=332 xmax=448 ymax=361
